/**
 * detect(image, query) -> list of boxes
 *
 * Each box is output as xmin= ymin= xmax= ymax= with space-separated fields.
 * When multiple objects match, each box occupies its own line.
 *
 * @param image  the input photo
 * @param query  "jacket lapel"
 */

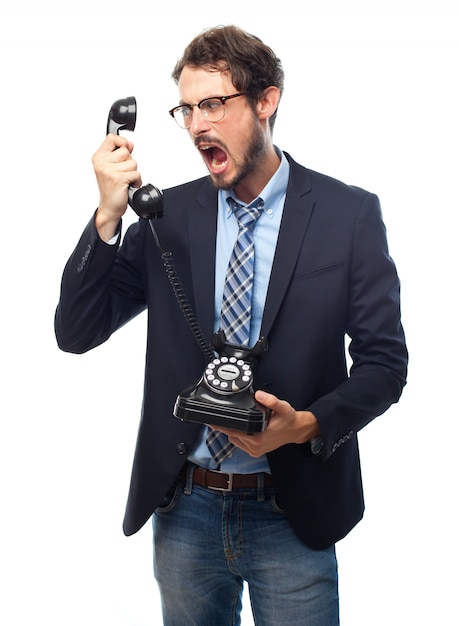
xmin=186 ymin=156 xmax=315 ymax=347
xmin=260 ymin=155 xmax=315 ymax=339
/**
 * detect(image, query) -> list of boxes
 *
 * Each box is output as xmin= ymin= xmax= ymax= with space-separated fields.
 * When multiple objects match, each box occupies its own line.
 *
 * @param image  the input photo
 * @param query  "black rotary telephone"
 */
xmin=107 ymin=97 xmax=270 ymax=433
xmin=174 ymin=330 xmax=269 ymax=434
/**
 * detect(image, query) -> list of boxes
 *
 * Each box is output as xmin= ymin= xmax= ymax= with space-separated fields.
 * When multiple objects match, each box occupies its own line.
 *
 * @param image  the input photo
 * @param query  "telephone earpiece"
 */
xmin=107 ymin=97 xmax=163 ymax=220
xmin=107 ymin=96 xmax=137 ymax=135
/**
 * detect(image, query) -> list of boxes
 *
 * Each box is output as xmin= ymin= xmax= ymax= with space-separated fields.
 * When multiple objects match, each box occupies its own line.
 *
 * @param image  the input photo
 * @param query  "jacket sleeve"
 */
xmin=54 ymin=214 xmax=147 ymax=354
xmin=307 ymin=193 xmax=408 ymax=460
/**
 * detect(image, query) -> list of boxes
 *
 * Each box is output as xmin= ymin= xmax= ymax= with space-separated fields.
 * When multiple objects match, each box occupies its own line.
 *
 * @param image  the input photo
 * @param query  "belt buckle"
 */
xmin=207 ymin=470 xmax=234 ymax=492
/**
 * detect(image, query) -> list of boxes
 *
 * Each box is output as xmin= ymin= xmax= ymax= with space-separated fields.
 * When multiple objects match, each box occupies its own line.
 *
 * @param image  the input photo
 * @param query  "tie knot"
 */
xmin=227 ymin=197 xmax=264 ymax=229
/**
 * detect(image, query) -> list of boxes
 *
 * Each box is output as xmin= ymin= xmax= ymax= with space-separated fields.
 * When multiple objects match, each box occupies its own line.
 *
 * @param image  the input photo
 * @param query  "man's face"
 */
xmin=177 ymin=65 xmax=267 ymax=192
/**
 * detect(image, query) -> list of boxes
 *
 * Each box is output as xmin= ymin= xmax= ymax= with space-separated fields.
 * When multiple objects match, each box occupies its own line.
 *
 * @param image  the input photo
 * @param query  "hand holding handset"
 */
xmin=107 ymin=97 xmax=163 ymax=220
xmin=106 ymin=98 xmax=270 ymax=433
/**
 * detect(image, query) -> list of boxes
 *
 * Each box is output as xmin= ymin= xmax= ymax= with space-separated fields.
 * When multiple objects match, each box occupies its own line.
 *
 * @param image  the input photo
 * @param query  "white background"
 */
xmin=1 ymin=1 xmax=458 ymax=624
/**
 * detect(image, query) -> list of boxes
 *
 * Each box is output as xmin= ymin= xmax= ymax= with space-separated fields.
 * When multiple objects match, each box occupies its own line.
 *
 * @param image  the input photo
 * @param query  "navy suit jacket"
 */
xmin=55 ymin=153 xmax=407 ymax=549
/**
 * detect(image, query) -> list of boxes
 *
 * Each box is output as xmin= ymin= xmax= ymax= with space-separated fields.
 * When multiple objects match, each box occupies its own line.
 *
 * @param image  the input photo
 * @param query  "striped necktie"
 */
xmin=206 ymin=197 xmax=264 ymax=465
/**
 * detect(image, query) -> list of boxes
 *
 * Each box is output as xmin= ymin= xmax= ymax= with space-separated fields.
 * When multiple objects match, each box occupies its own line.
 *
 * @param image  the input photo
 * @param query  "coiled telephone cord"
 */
xmin=148 ymin=220 xmax=215 ymax=362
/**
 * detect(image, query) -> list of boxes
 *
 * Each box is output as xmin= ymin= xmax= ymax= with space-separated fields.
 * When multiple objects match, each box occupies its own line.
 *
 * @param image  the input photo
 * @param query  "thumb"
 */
xmin=255 ymin=390 xmax=281 ymax=410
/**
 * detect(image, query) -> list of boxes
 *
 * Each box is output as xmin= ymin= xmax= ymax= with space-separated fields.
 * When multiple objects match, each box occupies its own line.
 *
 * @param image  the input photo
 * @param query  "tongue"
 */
xmin=212 ymin=147 xmax=227 ymax=164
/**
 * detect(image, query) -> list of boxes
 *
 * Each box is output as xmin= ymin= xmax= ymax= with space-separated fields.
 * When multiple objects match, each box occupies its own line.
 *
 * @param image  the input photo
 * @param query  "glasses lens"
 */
xmin=170 ymin=98 xmax=228 ymax=128
xmin=199 ymin=99 xmax=225 ymax=122
xmin=173 ymin=106 xmax=192 ymax=128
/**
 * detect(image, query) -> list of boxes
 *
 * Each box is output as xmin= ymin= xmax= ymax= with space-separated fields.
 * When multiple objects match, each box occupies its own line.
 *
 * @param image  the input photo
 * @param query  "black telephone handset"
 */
xmin=174 ymin=330 xmax=271 ymax=434
xmin=106 ymin=98 xmax=270 ymax=434
xmin=106 ymin=97 xmax=163 ymax=220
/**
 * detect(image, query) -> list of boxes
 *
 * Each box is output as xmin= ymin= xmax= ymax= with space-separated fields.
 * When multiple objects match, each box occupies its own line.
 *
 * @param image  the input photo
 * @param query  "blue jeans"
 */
xmin=152 ymin=468 xmax=339 ymax=625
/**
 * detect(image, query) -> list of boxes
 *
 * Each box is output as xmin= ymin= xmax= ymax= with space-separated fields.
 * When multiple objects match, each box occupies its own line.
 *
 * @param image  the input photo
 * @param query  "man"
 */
xmin=55 ymin=25 xmax=408 ymax=625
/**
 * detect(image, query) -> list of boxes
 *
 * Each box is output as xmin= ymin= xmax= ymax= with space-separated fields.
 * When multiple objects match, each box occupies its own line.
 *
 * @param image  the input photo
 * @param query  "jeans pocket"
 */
xmin=269 ymin=493 xmax=286 ymax=515
xmin=155 ymin=483 xmax=182 ymax=514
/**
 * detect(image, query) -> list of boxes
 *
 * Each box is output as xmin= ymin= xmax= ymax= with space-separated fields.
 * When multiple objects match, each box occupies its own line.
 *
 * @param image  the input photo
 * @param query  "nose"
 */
xmin=188 ymin=107 xmax=212 ymax=136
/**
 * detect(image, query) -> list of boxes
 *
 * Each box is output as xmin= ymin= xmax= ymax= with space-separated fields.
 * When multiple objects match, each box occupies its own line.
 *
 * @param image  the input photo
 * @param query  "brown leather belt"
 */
xmin=179 ymin=465 xmax=275 ymax=492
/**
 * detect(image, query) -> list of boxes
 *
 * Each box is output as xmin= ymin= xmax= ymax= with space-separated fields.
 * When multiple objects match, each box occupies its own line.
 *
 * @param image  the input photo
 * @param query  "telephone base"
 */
xmin=174 ymin=395 xmax=270 ymax=434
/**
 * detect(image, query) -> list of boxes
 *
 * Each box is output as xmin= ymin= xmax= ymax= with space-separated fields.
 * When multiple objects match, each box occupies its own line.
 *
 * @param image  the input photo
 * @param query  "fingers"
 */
xmin=92 ymin=134 xmax=136 ymax=170
xmin=102 ymin=132 xmax=134 ymax=153
xmin=92 ymin=134 xmax=142 ymax=222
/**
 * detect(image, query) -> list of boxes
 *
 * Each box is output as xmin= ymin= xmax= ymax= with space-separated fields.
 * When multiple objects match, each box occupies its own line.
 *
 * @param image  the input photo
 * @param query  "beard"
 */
xmin=200 ymin=119 xmax=267 ymax=191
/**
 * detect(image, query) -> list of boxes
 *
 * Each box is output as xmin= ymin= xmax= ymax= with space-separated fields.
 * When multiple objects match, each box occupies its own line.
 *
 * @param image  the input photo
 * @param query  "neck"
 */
xmin=233 ymin=145 xmax=281 ymax=204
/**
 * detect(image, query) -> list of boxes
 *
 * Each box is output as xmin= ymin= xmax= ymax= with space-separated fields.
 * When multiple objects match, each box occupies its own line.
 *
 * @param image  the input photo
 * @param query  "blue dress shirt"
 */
xmin=187 ymin=149 xmax=290 ymax=473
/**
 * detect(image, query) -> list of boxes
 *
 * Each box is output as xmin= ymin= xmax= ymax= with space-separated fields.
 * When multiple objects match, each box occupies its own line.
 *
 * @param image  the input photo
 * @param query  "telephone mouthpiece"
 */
xmin=128 ymin=184 xmax=164 ymax=220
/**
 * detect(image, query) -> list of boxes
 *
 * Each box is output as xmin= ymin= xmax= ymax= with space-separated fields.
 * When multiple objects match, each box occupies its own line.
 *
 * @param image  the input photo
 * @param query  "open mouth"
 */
xmin=199 ymin=143 xmax=228 ymax=173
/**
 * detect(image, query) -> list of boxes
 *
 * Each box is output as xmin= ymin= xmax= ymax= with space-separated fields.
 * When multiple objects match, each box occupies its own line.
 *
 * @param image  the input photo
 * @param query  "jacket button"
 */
xmin=176 ymin=442 xmax=187 ymax=455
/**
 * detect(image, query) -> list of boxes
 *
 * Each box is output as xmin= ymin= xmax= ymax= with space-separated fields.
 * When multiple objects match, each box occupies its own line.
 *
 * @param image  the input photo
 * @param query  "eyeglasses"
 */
xmin=169 ymin=93 xmax=246 ymax=129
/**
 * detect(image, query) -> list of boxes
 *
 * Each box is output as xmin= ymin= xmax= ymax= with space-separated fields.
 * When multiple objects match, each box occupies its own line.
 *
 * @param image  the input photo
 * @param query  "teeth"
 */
xmin=211 ymin=157 xmax=227 ymax=170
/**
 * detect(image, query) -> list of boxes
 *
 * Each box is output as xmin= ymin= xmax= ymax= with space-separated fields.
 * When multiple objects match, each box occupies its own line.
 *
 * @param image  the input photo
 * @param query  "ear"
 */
xmin=256 ymin=86 xmax=281 ymax=122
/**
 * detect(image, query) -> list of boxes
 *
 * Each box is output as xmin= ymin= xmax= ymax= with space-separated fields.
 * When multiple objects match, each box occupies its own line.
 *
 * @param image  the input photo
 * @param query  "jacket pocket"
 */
xmin=293 ymin=260 xmax=345 ymax=281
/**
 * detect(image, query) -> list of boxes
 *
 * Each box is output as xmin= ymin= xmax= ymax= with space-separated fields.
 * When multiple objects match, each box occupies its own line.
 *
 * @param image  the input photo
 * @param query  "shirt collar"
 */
xmin=220 ymin=148 xmax=289 ymax=218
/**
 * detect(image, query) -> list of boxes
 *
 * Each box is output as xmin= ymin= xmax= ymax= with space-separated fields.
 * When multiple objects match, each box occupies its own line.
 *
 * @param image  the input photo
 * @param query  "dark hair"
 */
xmin=171 ymin=25 xmax=284 ymax=130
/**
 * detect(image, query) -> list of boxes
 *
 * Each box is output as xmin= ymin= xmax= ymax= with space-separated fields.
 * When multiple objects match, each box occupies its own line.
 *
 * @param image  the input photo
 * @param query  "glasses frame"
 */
xmin=169 ymin=93 xmax=246 ymax=128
